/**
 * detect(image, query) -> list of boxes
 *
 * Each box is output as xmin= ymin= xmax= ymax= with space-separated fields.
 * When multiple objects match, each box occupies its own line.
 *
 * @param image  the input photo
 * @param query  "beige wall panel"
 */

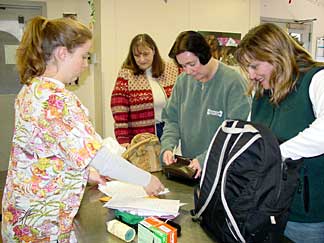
xmin=101 ymin=0 xmax=260 ymax=138
xmin=261 ymin=0 xmax=324 ymax=57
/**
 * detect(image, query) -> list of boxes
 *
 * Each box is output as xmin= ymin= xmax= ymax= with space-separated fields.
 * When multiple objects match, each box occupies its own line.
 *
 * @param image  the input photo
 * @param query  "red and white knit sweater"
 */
xmin=111 ymin=62 xmax=179 ymax=144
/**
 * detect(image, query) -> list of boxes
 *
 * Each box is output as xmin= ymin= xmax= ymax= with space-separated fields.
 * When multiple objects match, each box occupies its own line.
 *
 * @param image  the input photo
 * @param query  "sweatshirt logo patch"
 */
xmin=207 ymin=109 xmax=223 ymax=117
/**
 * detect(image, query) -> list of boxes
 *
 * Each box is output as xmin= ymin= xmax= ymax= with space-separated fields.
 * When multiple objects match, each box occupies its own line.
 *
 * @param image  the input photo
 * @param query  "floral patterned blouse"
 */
xmin=1 ymin=77 xmax=102 ymax=243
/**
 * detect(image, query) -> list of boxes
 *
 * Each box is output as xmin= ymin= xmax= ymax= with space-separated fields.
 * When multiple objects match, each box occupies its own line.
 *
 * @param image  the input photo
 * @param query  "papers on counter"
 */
xmin=98 ymin=181 xmax=170 ymax=198
xmin=98 ymin=181 xmax=148 ymax=198
xmin=105 ymin=197 xmax=180 ymax=217
xmin=98 ymin=181 xmax=180 ymax=218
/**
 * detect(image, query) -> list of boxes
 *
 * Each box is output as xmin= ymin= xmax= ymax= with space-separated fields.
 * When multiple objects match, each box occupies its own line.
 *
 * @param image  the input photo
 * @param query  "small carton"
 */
xmin=138 ymin=217 xmax=177 ymax=243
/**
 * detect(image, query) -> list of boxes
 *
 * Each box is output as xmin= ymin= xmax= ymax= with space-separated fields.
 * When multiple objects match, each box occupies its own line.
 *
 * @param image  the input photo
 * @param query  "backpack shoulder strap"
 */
xmin=195 ymin=121 xmax=260 ymax=217
xmin=220 ymin=124 xmax=261 ymax=243
xmin=194 ymin=120 xmax=262 ymax=216
xmin=194 ymin=121 xmax=237 ymax=218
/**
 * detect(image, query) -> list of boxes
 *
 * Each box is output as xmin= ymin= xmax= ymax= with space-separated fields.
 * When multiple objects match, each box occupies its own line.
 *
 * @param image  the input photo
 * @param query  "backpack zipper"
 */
xmin=303 ymin=166 xmax=310 ymax=212
xmin=277 ymin=159 xmax=288 ymax=201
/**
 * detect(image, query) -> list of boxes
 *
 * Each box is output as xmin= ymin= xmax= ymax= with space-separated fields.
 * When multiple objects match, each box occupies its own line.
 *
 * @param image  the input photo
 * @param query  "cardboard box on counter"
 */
xmin=138 ymin=217 xmax=177 ymax=243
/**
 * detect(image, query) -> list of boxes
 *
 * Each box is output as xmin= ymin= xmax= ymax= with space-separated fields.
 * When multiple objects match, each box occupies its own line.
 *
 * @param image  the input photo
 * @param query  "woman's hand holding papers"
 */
xmin=144 ymin=175 xmax=165 ymax=196
xmin=88 ymin=167 xmax=107 ymax=185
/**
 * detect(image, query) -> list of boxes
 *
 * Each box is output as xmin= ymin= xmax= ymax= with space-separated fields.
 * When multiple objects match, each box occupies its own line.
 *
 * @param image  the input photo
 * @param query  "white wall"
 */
xmin=261 ymin=0 xmax=324 ymax=57
xmin=23 ymin=0 xmax=324 ymax=139
xmin=25 ymin=0 xmax=98 ymax=130
xmin=45 ymin=0 xmax=98 ymax=127
xmin=99 ymin=0 xmax=260 ymax=138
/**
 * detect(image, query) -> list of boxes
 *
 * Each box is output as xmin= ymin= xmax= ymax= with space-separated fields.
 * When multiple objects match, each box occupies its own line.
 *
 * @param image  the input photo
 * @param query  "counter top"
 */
xmin=74 ymin=172 xmax=215 ymax=243
xmin=0 ymin=170 xmax=215 ymax=242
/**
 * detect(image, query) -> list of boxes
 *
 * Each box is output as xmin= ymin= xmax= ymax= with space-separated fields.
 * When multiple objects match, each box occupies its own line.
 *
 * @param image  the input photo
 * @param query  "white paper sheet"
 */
xmin=98 ymin=181 xmax=180 ymax=217
xmin=104 ymin=197 xmax=180 ymax=217
xmin=98 ymin=181 xmax=148 ymax=198
xmin=105 ymin=197 xmax=180 ymax=214
xmin=98 ymin=181 xmax=170 ymax=198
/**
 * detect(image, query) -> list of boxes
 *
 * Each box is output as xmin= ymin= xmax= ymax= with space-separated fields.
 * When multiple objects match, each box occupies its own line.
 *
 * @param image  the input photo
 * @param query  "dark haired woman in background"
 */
xmin=161 ymin=31 xmax=250 ymax=178
xmin=111 ymin=33 xmax=179 ymax=146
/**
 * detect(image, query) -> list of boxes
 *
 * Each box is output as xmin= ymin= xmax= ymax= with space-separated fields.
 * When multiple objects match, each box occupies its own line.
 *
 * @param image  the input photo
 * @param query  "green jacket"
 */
xmin=252 ymin=66 xmax=324 ymax=222
xmin=161 ymin=62 xmax=250 ymax=165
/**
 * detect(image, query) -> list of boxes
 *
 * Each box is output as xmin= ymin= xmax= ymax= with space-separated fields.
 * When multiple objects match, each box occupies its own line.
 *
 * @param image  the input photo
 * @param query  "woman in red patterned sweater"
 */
xmin=111 ymin=34 xmax=179 ymax=146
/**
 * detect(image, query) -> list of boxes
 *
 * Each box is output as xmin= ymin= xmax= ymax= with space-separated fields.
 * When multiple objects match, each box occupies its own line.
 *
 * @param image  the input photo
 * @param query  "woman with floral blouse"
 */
xmin=1 ymin=16 xmax=164 ymax=243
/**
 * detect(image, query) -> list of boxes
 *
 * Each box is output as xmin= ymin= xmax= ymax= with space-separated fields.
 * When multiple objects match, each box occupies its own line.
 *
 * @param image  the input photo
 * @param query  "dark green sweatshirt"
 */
xmin=252 ymin=67 xmax=324 ymax=222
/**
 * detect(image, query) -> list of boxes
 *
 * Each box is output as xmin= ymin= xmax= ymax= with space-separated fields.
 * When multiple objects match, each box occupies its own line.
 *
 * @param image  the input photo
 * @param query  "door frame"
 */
xmin=0 ymin=0 xmax=46 ymax=171
xmin=261 ymin=17 xmax=314 ymax=54
xmin=0 ymin=0 xmax=47 ymax=17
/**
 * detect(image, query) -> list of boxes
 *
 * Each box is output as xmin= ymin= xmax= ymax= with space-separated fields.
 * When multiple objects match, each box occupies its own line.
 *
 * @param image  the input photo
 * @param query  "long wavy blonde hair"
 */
xmin=16 ymin=16 xmax=92 ymax=84
xmin=235 ymin=23 xmax=323 ymax=105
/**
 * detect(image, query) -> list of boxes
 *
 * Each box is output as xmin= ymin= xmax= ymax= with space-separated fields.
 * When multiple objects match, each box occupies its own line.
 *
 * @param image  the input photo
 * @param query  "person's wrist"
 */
xmin=143 ymin=173 xmax=152 ymax=187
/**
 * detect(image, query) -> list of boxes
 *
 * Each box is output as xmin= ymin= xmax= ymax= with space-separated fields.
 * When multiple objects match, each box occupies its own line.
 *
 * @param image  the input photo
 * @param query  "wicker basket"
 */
xmin=122 ymin=133 xmax=162 ymax=172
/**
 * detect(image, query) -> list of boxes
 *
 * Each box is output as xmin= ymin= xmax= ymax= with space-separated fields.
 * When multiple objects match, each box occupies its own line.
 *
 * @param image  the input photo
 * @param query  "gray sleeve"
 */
xmin=160 ymin=78 xmax=182 ymax=160
xmin=225 ymin=74 xmax=251 ymax=120
xmin=90 ymin=145 xmax=151 ymax=187
xmin=196 ymin=150 xmax=208 ymax=167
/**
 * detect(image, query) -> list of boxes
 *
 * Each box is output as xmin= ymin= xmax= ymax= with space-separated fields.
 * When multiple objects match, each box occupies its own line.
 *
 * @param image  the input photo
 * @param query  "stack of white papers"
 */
xmin=105 ymin=197 xmax=180 ymax=217
xmin=98 ymin=181 xmax=148 ymax=198
xmin=98 ymin=181 xmax=180 ymax=217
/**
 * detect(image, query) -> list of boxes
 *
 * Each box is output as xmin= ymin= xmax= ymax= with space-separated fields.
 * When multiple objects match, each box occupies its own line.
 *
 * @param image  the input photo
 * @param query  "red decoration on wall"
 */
xmin=289 ymin=0 xmax=292 ymax=3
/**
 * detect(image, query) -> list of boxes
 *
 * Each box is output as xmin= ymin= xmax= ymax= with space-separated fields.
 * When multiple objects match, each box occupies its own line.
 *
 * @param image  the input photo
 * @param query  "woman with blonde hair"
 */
xmin=235 ymin=22 xmax=324 ymax=243
xmin=1 ymin=16 xmax=164 ymax=242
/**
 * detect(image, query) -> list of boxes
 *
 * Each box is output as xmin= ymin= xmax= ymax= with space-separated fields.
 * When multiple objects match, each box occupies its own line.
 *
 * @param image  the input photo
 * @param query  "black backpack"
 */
xmin=191 ymin=120 xmax=302 ymax=243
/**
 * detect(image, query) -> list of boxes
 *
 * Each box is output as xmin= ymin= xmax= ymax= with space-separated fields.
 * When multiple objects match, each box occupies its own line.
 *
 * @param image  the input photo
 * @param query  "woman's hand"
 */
xmin=188 ymin=159 xmax=202 ymax=179
xmin=88 ymin=167 xmax=107 ymax=185
xmin=121 ymin=143 xmax=130 ymax=148
xmin=163 ymin=150 xmax=176 ymax=165
xmin=144 ymin=174 xmax=165 ymax=196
